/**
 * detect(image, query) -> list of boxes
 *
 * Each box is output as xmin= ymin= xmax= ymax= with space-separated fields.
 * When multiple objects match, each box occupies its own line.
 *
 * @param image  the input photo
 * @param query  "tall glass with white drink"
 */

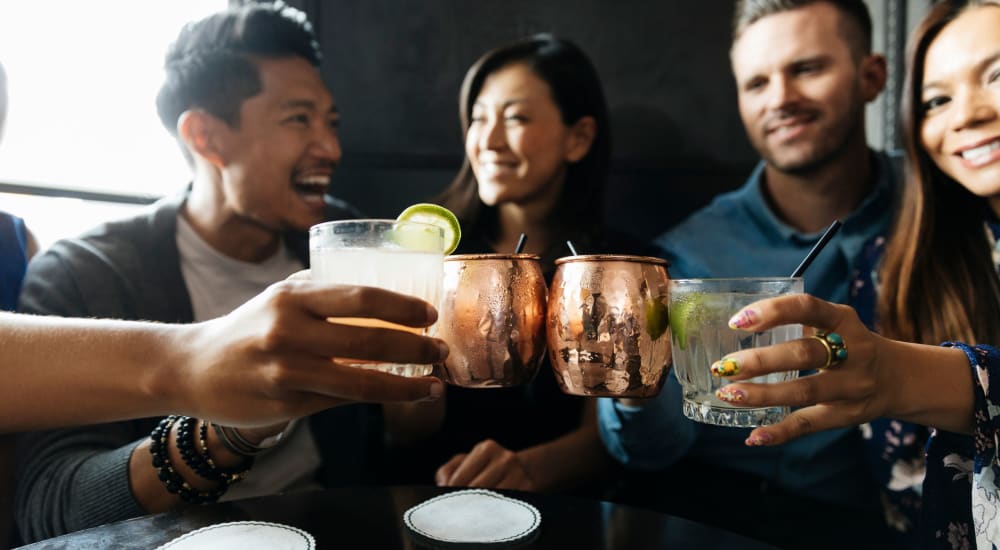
xmin=309 ymin=219 xmax=445 ymax=376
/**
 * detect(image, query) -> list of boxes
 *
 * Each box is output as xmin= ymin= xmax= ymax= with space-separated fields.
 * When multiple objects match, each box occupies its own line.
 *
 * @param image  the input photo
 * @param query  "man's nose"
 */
xmin=765 ymin=74 xmax=803 ymax=111
xmin=312 ymin=125 xmax=342 ymax=163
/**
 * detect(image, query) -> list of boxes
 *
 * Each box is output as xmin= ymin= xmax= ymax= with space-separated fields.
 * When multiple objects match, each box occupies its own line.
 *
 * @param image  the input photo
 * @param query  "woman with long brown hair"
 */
xmin=707 ymin=1 xmax=1000 ymax=546
xmin=388 ymin=34 xmax=637 ymax=495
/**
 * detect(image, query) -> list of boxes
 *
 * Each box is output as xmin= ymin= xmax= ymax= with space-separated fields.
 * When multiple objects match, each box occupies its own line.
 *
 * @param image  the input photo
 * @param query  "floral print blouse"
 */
xmin=850 ymin=222 xmax=1000 ymax=549
xmin=929 ymin=343 xmax=1000 ymax=550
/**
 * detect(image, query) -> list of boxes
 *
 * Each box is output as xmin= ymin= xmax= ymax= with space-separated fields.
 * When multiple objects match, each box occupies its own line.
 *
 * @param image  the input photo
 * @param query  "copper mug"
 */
xmin=436 ymin=254 xmax=548 ymax=387
xmin=547 ymin=255 xmax=671 ymax=397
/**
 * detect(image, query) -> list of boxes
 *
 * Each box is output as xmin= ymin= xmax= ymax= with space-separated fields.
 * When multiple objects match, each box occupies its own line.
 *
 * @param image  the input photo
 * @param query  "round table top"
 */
xmin=16 ymin=485 xmax=779 ymax=549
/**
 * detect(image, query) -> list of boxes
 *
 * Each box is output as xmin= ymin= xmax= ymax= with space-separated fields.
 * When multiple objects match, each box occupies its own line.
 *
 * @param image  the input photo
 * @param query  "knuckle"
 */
xmin=840 ymin=304 xmax=862 ymax=325
xmin=346 ymin=286 xmax=379 ymax=311
xmin=791 ymin=411 xmax=815 ymax=435
xmin=791 ymin=339 xmax=814 ymax=365
xmin=500 ymin=451 xmax=518 ymax=467
xmin=783 ymin=293 xmax=813 ymax=314
xmin=262 ymin=362 xmax=293 ymax=388
xmin=854 ymin=374 xmax=877 ymax=398
xmin=793 ymin=380 xmax=817 ymax=407
xmin=260 ymin=324 xmax=293 ymax=351
xmin=793 ymin=293 xmax=814 ymax=309
xmin=337 ymin=286 xmax=365 ymax=312
xmin=265 ymin=280 xmax=298 ymax=307
xmin=746 ymin=348 xmax=765 ymax=373
xmin=340 ymin=330 xmax=377 ymax=358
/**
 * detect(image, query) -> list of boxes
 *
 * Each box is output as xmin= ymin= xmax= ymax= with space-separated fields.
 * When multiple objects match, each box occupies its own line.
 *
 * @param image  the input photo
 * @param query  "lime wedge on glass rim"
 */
xmin=395 ymin=203 xmax=462 ymax=255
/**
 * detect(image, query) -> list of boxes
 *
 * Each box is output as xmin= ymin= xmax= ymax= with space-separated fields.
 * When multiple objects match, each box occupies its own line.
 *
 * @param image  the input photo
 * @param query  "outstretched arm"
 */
xmin=1 ymin=280 xmax=447 ymax=434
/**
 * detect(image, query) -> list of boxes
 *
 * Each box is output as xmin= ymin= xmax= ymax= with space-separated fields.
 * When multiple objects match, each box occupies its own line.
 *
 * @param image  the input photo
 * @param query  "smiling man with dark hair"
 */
xmin=11 ymin=3 xmax=390 ymax=542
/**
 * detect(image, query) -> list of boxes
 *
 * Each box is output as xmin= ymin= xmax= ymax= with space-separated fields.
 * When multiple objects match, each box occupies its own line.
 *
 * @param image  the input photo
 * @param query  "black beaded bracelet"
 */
xmin=175 ymin=417 xmax=251 ymax=485
xmin=149 ymin=416 xmax=227 ymax=504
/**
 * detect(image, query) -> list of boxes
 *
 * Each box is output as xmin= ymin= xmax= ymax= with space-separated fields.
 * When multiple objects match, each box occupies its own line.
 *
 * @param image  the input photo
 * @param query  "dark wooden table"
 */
xmin=17 ymin=485 xmax=779 ymax=549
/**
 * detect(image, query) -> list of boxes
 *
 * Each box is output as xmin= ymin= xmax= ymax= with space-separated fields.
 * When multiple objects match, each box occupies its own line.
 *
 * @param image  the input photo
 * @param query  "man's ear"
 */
xmin=564 ymin=116 xmax=597 ymax=163
xmin=859 ymin=53 xmax=888 ymax=103
xmin=177 ymin=110 xmax=226 ymax=168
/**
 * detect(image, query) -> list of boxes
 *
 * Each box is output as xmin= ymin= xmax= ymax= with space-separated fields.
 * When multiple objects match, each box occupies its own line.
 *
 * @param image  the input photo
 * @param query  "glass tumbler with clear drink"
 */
xmin=309 ymin=219 xmax=445 ymax=377
xmin=669 ymin=277 xmax=803 ymax=427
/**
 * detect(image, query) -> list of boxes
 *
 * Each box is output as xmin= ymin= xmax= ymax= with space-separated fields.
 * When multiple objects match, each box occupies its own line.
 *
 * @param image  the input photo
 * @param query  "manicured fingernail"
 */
xmin=728 ymin=308 xmax=758 ymax=329
xmin=426 ymin=304 xmax=439 ymax=324
xmin=745 ymin=432 xmax=773 ymax=446
xmin=716 ymin=386 xmax=746 ymax=403
xmin=437 ymin=341 xmax=450 ymax=360
xmin=428 ymin=381 xmax=444 ymax=400
xmin=711 ymin=358 xmax=740 ymax=377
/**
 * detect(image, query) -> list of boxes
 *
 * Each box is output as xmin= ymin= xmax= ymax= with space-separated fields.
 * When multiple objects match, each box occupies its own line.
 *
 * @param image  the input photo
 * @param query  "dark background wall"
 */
xmin=289 ymin=0 xmax=758 ymax=243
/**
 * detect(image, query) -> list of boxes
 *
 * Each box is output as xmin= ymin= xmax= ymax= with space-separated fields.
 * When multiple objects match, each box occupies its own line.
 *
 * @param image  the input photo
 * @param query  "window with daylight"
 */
xmin=0 ymin=1 xmax=227 ymax=248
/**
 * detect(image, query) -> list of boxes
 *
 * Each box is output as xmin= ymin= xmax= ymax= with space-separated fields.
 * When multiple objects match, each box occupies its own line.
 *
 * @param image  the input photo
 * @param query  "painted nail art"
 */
xmin=728 ymin=308 xmax=758 ymax=329
xmin=745 ymin=432 xmax=773 ymax=446
xmin=715 ymin=386 xmax=746 ymax=402
xmin=711 ymin=358 xmax=740 ymax=377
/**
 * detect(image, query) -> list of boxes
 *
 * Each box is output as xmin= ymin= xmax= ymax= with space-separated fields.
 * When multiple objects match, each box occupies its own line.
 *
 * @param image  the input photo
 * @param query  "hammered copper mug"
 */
xmin=547 ymin=255 xmax=671 ymax=397
xmin=436 ymin=254 xmax=548 ymax=387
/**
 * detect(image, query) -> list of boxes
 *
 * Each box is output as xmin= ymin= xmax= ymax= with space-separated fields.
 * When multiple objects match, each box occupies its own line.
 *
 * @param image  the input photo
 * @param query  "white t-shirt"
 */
xmin=176 ymin=214 xmax=322 ymax=501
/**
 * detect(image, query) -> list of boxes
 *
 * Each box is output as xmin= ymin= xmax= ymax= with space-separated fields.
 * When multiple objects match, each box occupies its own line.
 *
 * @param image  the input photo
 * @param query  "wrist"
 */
xmin=147 ymin=324 xmax=200 ymax=416
xmin=877 ymin=336 xmax=910 ymax=420
xmin=885 ymin=339 xmax=974 ymax=432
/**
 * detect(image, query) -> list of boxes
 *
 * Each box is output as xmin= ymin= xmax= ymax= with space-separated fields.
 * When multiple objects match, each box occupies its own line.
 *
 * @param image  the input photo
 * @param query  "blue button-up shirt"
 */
xmin=598 ymin=150 xmax=900 ymax=510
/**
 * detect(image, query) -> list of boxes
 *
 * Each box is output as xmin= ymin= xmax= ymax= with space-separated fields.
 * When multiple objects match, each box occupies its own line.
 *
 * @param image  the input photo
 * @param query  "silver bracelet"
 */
xmin=210 ymin=422 xmax=286 ymax=457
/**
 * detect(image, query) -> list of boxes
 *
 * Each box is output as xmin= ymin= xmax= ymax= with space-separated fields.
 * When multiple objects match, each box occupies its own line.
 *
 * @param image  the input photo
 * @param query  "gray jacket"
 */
xmin=15 ymin=190 xmax=383 ymax=542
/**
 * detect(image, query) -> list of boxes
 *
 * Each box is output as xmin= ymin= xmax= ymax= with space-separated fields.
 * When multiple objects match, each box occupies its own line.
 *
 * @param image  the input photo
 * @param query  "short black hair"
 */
xmin=155 ymin=1 xmax=321 ymax=137
xmin=732 ymin=0 xmax=873 ymax=57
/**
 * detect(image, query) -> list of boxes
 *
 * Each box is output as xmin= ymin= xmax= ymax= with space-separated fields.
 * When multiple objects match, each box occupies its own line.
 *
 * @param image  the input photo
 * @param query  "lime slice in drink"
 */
xmin=669 ymin=292 xmax=705 ymax=351
xmin=396 ymin=203 xmax=462 ymax=255
xmin=644 ymin=297 xmax=670 ymax=341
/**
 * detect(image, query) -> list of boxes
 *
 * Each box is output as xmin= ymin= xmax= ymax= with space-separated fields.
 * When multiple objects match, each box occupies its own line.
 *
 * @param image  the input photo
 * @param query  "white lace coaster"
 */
xmin=155 ymin=521 xmax=315 ymax=550
xmin=404 ymin=489 xmax=541 ymax=546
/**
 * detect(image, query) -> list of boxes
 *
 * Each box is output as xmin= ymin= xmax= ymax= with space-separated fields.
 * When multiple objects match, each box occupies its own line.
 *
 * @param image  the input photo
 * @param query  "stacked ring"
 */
xmin=811 ymin=330 xmax=848 ymax=370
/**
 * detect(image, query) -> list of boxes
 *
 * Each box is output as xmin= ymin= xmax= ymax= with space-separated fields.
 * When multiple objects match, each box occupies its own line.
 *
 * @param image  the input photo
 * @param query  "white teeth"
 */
xmin=961 ymin=140 xmax=1000 ymax=161
xmin=296 ymin=175 xmax=329 ymax=186
xmin=479 ymin=161 xmax=516 ymax=174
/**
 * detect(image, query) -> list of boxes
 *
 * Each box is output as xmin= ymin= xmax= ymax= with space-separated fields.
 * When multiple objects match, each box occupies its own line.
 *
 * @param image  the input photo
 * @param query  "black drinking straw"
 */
xmin=790 ymin=220 xmax=843 ymax=277
xmin=566 ymin=240 xmax=579 ymax=256
xmin=514 ymin=233 xmax=528 ymax=254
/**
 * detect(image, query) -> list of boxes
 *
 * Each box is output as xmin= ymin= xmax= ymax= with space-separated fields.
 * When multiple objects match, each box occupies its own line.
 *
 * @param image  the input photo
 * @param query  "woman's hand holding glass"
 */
xmin=710 ymin=294 xmax=975 ymax=447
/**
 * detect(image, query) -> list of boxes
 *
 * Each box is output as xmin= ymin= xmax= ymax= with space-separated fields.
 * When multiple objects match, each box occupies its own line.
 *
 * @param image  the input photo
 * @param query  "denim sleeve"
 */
xmin=597 ymin=371 xmax=698 ymax=470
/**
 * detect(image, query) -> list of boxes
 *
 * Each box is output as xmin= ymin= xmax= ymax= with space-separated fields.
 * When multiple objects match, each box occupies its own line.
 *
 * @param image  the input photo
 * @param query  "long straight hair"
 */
xmin=436 ymin=34 xmax=610 ymax=247
xmin=878 ymin=0 xmax=1000 ymax=344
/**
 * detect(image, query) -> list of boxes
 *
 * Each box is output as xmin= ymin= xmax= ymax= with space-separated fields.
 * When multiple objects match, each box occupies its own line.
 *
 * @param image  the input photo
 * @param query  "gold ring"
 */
xmin=811 ymin=330 xmax=847 ymax=370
